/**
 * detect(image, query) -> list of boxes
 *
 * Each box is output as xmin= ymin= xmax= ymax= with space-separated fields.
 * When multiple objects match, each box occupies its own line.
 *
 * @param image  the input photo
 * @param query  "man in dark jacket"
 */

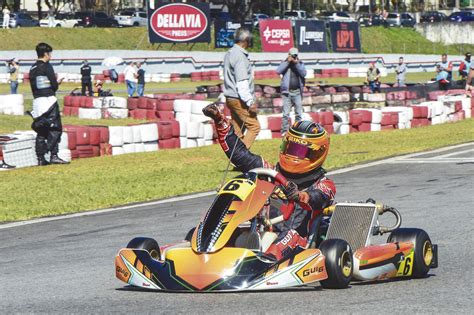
xmin=80 ymin=60 xmax=93 ymax=96
xmin=136 ymin=62 xmax=145 ymax=97
xmin=29 ymin=42 xmax=68 ymax=166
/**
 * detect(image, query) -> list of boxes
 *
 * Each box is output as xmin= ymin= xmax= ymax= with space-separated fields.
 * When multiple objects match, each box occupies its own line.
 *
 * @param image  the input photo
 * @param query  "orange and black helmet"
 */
xmin=279 ymin=121 xmax=330 ymax=174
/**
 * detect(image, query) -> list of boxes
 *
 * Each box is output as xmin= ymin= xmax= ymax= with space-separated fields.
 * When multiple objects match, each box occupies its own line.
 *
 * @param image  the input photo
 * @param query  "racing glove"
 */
xmin=202 ymin=103 xmax=224 ymax=123
xmin=282 ymin=181 xmax=310 ymax=204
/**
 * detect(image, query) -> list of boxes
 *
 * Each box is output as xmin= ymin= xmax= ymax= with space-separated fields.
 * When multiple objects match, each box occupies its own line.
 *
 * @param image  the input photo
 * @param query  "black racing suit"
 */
xmin=29 ymin=60 xmax=62 ymax=159
xmin=81 ymin=64 xmax=93 ymax=96
xmin=214 ymin=118 xmax=336 ymax=258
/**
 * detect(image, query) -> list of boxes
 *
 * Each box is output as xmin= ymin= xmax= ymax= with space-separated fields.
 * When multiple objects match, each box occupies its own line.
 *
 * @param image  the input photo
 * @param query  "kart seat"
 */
xmin=235 ymin=231 xmax=261 ymax=251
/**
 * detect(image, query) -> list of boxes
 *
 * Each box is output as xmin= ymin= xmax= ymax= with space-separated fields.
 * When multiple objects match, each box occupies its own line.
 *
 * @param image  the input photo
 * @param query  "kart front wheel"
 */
xmin=319 ymin=239 xmax=353 ymax=289
xmin=387 ymin=228 xmax=433 ymax=278
xmin=126 ymin=237 xmax=161 ymax=260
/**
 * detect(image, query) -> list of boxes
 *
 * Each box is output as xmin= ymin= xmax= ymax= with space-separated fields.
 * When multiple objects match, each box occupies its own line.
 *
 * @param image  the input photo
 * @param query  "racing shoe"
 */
xmin=37 ymin=156 xmax=50 ymax=166
xmin=50 ymin=155 xmax=70 ymax=165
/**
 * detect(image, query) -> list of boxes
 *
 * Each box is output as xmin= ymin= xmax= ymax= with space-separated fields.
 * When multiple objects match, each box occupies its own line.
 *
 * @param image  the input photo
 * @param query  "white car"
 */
xmin=39 ymin=13 xmax=80 ymax=28
xmin=319 ymin=11 xmax=355 ymax=24
xmin=114 ymin=10 xmax=147 ymax=27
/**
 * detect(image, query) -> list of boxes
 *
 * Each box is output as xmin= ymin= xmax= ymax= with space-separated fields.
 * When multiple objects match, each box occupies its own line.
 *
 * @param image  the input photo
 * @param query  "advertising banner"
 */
xmin=294 ymin=20 xmax=328 ymax=52
xmin=148 ymin=2 xmax=211 ymax=43
xmin=329 ymin=21 xmax=361 ymax=53
xmin=214 ymin=20 xmax=253 ymax=48
xmin=259 ymin=19 xmax=294 ymax=52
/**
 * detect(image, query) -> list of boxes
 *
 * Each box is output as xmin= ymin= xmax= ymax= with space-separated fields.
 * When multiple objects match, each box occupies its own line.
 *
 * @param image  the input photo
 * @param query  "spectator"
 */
xmin=48 ymin=5 xmax=55 ymax=27
xmin=28 ymin=42 xmax=68 ymax=166
xmin=223 ymin=28 xmax=260 ymax=149
xmin=136 ymin=62 xmax=145 ymax=97
xmin=459 ymin=52 xmax=471 ymax=81
xmin=435 ymin=64 xmax=450 ymax=90
xmin=465 ymin=64 xmax=474 ymax=97
xmin=366 ymin=62 xmax=381 ymax=93
xmin=436 ymin=53 xmax=453 ymax=82
xmin=6 ymin=58 xmax=19 ymax=94
xmin=395 ymin=57 xmax=407 ymax=87
xmin=80 ymin=60 xmax=93 ymax=96
xmin=276 ymin=47 xmax=307 ymax=136
xmin=2 ymin=6 xmax=10 ymax=29
xmin=123 ymin=62 xmax=137 ymax=97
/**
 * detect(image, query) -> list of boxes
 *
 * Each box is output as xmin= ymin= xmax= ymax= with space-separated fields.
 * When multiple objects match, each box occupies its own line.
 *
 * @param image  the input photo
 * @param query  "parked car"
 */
xmin=252 ymin=13 xmax=269 ymax=27
xmin=420 ymin=11 xmax=448 ymax=23
xmin=448 ymin=11 xmax=474 ymax=22
xmin=358 ymin=13 xmax=384 ymax=26
xmin=75 ymin=11 xmax=119 ymax=27
xmin=114 ymin=10 xmax=147 ymax=27
xmin=39 ymin=13 xmax=80 ymax=28
xmin=283 ymin=10 xmax=307 ymax=20
xmin=384 ymin=12 xmax=416 ymax=27
xmin=319 ymin=11 xmax=354 ymax=26
xmin=2 ymin=12 xmax=40 ymax=28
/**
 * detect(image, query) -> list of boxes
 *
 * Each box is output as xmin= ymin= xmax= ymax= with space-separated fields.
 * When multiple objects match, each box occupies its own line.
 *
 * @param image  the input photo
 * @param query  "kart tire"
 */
xmin=319 ymin=239 xmax=353 ymax=289
xmin=126 ymin=237 xmax=161 ymax=260
xmin=387 ymin=228 xmax=433 ymax=278
xmin=184 ymin=227 xmax=196 ymax=241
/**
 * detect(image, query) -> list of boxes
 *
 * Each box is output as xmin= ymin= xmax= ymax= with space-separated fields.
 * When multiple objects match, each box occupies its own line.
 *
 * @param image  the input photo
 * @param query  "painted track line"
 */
xmin=1 ymin=142 xmax=472 ymax=230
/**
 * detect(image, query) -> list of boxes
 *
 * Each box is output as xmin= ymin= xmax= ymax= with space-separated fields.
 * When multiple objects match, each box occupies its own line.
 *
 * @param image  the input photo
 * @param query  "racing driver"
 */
xmin=203 ymin=104 xmax=336 ymax=261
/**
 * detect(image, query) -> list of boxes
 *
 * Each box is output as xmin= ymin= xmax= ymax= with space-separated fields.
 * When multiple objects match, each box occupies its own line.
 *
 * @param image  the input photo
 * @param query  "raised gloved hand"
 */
xmin=202 ymin=103 xmax=224 ymax=122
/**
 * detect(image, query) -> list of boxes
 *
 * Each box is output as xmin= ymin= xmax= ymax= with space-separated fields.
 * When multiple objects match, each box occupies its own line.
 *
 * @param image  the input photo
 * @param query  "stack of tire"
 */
xmin=0 ymin=94 xmax=24 ymax=116
xmin=173 ymin=99 xmax=216 ymax=148
xmin=314 ymin=68 xmax=349 ymax=78
xmin=94 ymin=70 xmax=125 ymax=83
xmin=108 ymin=124 xmax=159 ymax=155
xmin=63 ymin=96 xmax=128 ymax=119
xmin=63 ymin=125 xmax=110 ymax=159
xmin=151 ymin=73 xmax=171 ymax=83
xmin=349 ymin=109 xmax=382 ymax=132
xmin=382 ymin=107 xmax=413 ymax=129
xmin=254 ymin=70 xmax=280 ymax=80
xmin=438 ymin=94 xmax=472 ymax=121
xmin=190 ymin=71 xmax=220 ymax=82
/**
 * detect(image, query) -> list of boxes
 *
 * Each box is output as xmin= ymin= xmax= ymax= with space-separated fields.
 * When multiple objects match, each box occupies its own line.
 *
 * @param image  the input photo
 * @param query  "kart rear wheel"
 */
xmin=387 ymin=228 xmax=433 ymax=278
xmin=126 ymin=237 xmax=161 ymax=260
xmin=319 ymin=239 xmax=353 ymax=289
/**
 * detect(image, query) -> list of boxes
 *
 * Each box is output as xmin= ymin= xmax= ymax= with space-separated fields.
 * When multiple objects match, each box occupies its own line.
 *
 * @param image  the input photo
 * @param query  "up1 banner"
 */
xmin=259 ymin=19 xmax=294 ymax=52
xmin=329 ymin=21 xmax=361 ymax=53
xmin=147 ymin=2 xmax=211 ymax=43
xmin=294 ymin=20 xmax=328 ymax=53
xmin=214 ymin=20 xmax=253 ymax=48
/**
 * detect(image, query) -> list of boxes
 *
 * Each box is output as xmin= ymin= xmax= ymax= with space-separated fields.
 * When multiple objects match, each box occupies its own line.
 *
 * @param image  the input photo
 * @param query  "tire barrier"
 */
xmin=0 ymin=94 xmax=24 ymax=116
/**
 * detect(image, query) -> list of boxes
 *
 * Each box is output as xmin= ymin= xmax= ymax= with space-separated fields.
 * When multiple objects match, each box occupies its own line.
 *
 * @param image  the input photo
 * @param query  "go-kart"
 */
xmin=115 ymin=168 xmax=438 ymax=291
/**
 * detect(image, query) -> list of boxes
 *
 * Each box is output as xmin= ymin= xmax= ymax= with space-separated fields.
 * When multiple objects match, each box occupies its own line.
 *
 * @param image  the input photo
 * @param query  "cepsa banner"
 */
xmin=294 ymin=20 xmax=328 ymax=53
xmin=148 ymin=2 xmax=211 ymax=43
xmin=259 ymin=20 xmax=294 ymax=52
xmin=329 ymin=21 xmax=361 ymax=53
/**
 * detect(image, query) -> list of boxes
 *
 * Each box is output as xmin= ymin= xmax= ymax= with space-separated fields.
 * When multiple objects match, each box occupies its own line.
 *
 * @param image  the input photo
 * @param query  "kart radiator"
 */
xmin=325 ymin=203 xmax=378 ymax=251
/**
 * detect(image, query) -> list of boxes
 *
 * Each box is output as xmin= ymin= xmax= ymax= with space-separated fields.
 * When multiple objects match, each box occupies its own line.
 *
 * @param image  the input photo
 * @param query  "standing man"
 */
xmin=395 ymin=57 xmax=407 ymax=87
xmin=29 ymin=42 xmax=68 ymax=166
xmin=123 ymin=62 xmax=137 ymax=97
xmin=223 ymin=28 xmax=260 ymax=149
xmin=136 ymin=62 xmax=145 ymax=97
xmin=458 ymin=52 xmax=471 ymax=81
xmin=47 ymin=5 xmax=55 ymax=27
xmin=7 ymin=58 xmax=19 ymax=94
xmin=437 ymin=53 xmax=453 ymax=82
xmin=2 ymin=6 xmax=10 ymax=29
xmin=276 ymin=47 xmax=307 ymax=136
xmin=367 ymin=62 xmax=381 ymax=93
xmin=80 ymin=60 xmax=93 ymax=96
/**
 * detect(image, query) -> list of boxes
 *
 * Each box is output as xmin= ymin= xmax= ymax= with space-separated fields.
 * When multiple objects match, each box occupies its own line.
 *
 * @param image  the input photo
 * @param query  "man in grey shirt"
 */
xmin=395 ymin=57 xmax=407 ymax=87
xmin=223 ymin=28 xmax=260 ymax=149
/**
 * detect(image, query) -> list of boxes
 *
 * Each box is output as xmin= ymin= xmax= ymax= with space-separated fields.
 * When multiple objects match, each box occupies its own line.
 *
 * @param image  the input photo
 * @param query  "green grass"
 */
xmin=0 ymin=27 xmax=472 ymax=55
xmin=1 ymin=119 xmax=472 ymax=222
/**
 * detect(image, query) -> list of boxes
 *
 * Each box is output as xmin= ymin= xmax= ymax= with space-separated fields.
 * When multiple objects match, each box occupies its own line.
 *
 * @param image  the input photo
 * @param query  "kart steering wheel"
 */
xmin=249 ymin=168 xmax=304 ymax=221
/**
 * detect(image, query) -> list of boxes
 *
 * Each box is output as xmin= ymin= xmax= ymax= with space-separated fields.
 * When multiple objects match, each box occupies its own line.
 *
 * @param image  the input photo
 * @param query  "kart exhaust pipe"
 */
xmin=373 ymin=205 xmax=402 ymax=235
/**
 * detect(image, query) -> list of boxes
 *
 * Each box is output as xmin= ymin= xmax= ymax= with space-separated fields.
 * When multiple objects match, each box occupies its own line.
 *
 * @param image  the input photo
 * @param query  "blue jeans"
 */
xmin=126 ymin=80 xmax=136 ymax=97
xmin=137 ymin=84 xmax=144 ymax=97
xmin=10 ymin=81 xmax=18 ymax=94
xmin=369 ymin=81 xmax=380 ymax=93
xmin=281 ymin=89 xmax=302 ymax=134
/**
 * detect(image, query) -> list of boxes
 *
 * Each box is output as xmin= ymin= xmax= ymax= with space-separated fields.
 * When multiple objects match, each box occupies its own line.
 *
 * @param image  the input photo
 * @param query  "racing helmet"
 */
xmin=279 ymin=121 xmax=330 ymax=174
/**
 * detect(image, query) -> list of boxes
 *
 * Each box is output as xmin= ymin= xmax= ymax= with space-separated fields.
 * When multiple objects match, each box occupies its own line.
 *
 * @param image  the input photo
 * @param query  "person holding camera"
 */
xmin=276 ymin=47 xmax=307 ymax=136
xmin=29 ymin=42 xmax=68 ymax=166
xmin=7 ymin=58 xmax=19 ymax=94
xmin=367 ymin=62 xmax=381 ymax=93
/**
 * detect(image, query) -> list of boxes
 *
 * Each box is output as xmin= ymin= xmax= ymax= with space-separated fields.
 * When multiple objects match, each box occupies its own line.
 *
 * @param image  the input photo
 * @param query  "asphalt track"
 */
xmin=1 ymin=143 xmax=473 ymax=313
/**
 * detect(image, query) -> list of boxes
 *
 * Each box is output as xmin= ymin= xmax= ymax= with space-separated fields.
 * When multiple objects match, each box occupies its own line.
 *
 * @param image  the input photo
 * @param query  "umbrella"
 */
xmin=101 ymin=56 xmax=124 ymax=67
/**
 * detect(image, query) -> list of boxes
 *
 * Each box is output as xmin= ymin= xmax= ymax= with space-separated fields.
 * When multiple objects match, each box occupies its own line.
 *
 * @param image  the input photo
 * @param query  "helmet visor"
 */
xmin=281 ymin=139 xmax=326 ymax=161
